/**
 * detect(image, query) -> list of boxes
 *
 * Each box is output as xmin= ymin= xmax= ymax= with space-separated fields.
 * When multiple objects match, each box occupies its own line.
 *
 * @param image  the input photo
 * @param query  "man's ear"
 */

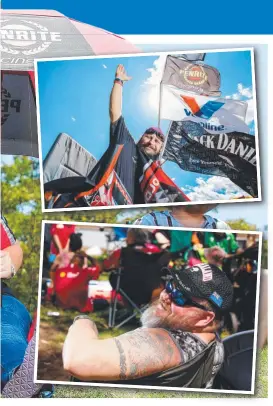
xmin=194 ymin=311 xmax=215 ymax=328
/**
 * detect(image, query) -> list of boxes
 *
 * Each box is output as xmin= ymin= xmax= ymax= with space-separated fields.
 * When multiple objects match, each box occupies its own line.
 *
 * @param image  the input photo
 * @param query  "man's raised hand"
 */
xmin=115 ymin=64 xmax=132 ymax=82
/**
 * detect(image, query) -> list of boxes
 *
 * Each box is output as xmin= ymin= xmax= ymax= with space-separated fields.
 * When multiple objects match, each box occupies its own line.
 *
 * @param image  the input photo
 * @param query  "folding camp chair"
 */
xmin=43 ymin=133 xmax=97 ymax=183
xmin=108 ymin=267 xmax=149 ymax=329
xmin=107 ymin=246 xmax=170 ymax=329
xmin=213 ymin=330 xmax=254 ymax=391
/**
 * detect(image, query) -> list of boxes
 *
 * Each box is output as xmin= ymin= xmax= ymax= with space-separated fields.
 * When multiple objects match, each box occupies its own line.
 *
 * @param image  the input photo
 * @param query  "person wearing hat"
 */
xmin=44 ymin=64 xmax=188 ymax=207
xmin=107 ymin=64 xmax=165 ymax=204
xmin=63 ymin=263 xmax=233 ymax=389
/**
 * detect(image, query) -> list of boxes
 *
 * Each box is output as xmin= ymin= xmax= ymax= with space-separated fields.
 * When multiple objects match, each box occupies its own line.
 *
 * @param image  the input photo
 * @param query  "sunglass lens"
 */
xmin=165 ymin=281 xmax=173 ymax=293
xmin=172 ymin=289 xmax=186 ymax=306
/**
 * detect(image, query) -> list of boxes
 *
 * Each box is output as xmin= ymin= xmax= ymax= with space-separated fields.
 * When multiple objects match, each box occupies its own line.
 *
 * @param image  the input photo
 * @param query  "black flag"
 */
xmin=163 ymin=120 xmax=258 ymax=197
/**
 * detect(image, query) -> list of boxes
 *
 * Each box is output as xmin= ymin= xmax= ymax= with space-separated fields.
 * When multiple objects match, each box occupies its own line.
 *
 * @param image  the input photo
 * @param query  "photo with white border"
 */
xmin=34 ymin=220 xmax=262 ymax=394
xmin=35 ymin=48 xmax=261 ymax=212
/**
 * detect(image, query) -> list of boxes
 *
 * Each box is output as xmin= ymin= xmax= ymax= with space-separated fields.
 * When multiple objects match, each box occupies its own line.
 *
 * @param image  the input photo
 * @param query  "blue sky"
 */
xmin=37 ymin=50 xmax=255 ymax=202
xmin=3 ymin=0 xmax=271 ymax=35
xmin=38 ymin=55 xmax=160 ymax=160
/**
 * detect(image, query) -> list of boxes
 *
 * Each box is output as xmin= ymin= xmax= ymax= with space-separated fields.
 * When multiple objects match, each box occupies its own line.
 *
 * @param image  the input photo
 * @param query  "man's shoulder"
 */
xmin=120 ymin=327 xmax=182 ymax=356
xmin=112 ymin=327 xmax=183 ymax=378
xmin=111 ymin=115 xmax=128 ymax=133
xmin=110 ymin=115 xmax=134 ymax=144
xmin=111 ymin=115 xmax=125 ymax=126
xmin=169 ymin=330 xmax=208 ymax=349
xmin=134 ymin=211 xmax=172 ymax=226
xmin=169 ymin=330 xmax=219 ymax=364
xmin=205 ymin=215 xmax=230 ymax=230
xmin=125 ymin=326 xmax=173 ymax=338
xmin=216 ymin=220 xmax=231 ymax=230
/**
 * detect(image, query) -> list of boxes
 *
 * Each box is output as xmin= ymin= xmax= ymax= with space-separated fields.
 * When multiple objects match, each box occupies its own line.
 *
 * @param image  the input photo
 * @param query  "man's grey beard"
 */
xmin=140 ymin=301 xmax=171 ymax=329
xmin=140 ymin=300 xmax=197 ymax=332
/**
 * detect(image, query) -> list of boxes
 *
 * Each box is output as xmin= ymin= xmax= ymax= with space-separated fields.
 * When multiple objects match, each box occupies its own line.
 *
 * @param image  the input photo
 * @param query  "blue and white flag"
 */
xmin=160 ymin=86 xmax=249 ymax=134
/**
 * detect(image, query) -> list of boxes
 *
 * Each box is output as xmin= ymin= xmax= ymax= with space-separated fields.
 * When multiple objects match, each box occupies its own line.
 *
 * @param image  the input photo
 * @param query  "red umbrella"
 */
xmin=1 ymin=9 xmax=139 ymax=157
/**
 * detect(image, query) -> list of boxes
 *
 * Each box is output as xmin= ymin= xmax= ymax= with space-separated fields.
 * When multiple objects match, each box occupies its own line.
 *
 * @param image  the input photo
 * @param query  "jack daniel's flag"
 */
xmin=163 ymin=120 xmax=258 ymax=197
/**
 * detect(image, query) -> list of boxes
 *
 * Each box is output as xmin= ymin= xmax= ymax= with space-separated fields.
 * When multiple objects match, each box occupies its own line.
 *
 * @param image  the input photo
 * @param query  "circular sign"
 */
xmin=183 ymin=64 xmax=208 ymax=86
xmin=0 ymin=18 xmax=61 ymax=56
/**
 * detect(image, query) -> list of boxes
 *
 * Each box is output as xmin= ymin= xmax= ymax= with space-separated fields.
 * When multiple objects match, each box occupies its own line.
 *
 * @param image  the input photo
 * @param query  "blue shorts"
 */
xmin=1 ymin=295 xmax=32 ymax=386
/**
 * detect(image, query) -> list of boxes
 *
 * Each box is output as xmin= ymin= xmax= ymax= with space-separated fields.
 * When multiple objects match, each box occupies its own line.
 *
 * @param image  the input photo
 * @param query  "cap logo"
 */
xmin=191 ymin=263 xmax=212 ymax=282
xmin=173 ymin=273 xmax=191 ymax=292
xmin=209 ymin=292 xmax=223 ymax=307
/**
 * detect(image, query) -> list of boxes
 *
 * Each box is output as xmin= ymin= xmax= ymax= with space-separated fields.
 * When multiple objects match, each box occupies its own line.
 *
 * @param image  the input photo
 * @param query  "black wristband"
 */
xmin=114 ymin=77 xmax=124 ymax=85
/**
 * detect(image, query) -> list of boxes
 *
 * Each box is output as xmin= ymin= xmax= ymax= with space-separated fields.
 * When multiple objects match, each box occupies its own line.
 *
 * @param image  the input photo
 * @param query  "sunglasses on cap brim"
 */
xmin=144 ymin=128 xmax=165 ymax=141
xmin=165 ymin=280 xmax=209 ymax=312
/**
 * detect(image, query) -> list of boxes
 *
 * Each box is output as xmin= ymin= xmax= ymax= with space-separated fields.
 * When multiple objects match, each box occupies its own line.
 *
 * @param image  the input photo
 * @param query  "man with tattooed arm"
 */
xmin=62 ymin=263 xmax=233 ymax=388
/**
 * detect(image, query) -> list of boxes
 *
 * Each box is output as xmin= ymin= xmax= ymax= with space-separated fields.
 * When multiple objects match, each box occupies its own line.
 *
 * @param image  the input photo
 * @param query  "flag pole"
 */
xmin=159 ymin=120 xmax=171 ymax=163
xmin=158 ymin=55 xmax=169 ymax=162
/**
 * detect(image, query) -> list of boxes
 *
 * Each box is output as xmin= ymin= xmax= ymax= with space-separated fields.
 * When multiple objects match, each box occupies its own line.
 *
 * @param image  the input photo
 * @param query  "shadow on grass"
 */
xmin=37 ymin=303 xmax=136 ymax=381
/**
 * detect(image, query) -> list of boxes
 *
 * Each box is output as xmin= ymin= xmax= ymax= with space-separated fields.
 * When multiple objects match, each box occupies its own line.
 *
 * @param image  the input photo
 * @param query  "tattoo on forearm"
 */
xmin=114 ymin=338 xmax=127 ymax=380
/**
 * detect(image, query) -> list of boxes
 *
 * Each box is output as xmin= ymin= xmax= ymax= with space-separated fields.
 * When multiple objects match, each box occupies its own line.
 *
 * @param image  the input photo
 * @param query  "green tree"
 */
xmin=227 ymin=218 xmax=268 ymax=268
xmin=226 ymin=218 xmax=256 ymax=231
xmin=1 ymin=157 xmax=123 ymax=312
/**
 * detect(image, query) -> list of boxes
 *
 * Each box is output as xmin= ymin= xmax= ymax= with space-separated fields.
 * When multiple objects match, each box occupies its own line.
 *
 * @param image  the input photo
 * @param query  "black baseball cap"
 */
xmin=169 ymin=263 xmax=233 ymax=312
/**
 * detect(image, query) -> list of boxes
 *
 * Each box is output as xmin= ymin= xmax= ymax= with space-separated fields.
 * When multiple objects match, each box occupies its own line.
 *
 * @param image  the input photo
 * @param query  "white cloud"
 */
xmin=102 ymin=64 xmax=107 ymax=69
xmin=226 ymin=83 xmax=253 ymax=101
xmin=232 ymin=93 xmax=241 ymax=100
xmin=225 ymin=83 xmax=254 ymax=126
xmin=144 ymin=55 xmax=167 ymax=85
xmin=71 ymin=116 xmax=76 ymax=122
xmin=245 ymin=98 xmax=254 ymax=125
xmin=140 ymin=56 xmax=167 ymax=116
xmin=182 ymin=176 xmax=250 ymax=201
xmin=237 ymin=83 xmax=252 ymax=98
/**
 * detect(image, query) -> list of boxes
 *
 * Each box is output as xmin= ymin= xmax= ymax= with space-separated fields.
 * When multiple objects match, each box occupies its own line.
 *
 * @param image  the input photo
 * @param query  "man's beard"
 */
xmin=138 ymin=144 xmax=159 ymax=161
xmin=140 ymin=300 xmax=173 ymax=329
xmin=140 ymin=300 xmax=199 ymax=332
